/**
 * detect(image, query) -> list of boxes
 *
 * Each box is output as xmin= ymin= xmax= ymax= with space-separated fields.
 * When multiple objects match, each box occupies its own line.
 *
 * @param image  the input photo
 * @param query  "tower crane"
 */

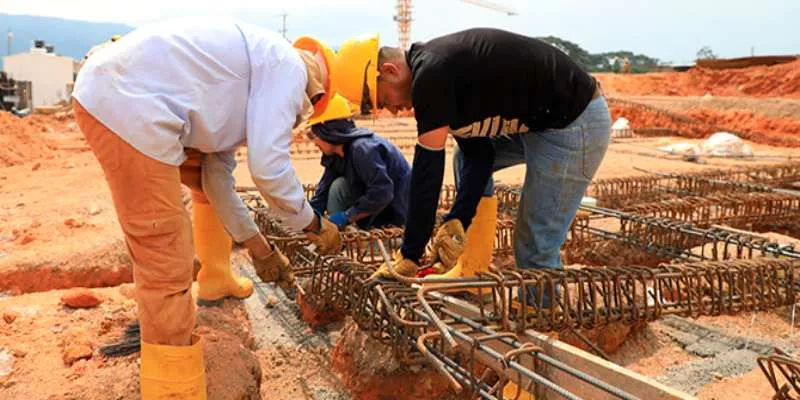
xmin=395 ymin=0 xmax=517 ymax=50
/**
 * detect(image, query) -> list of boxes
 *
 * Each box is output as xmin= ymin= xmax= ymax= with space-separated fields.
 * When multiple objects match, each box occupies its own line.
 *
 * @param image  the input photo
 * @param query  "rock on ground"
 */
xmin=61 ymin=288 xmax=103 ymax=308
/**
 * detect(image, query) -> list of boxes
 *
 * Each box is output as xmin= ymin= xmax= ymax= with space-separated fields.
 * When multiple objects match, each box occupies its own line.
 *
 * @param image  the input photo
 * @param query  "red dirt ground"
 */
xmin=597 ymin=60 xmax=800 ymax=98
xmin=0 ymin=284 xmax=262 ymax=400
xmin=609 ymin=103 xmax=800 ymax=147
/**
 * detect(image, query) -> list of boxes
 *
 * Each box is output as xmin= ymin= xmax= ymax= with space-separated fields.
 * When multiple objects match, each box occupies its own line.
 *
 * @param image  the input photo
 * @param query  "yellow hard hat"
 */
xmin=308 ymin=93 xmax=354 ymax=126
xmin=334 ymin=33 xmax=379 ymax=112
xmin=293 ymin=36 xmax=337 ymax=118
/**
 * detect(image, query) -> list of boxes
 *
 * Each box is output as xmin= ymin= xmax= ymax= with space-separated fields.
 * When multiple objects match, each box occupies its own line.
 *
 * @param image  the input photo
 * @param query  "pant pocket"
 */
xmin=121 ymin=212 xmax=193 ymax=284
xmin=581 ymin=123 xmax=611 ymax=180
xmin=122 ymin=213 xmax=186 ymax=248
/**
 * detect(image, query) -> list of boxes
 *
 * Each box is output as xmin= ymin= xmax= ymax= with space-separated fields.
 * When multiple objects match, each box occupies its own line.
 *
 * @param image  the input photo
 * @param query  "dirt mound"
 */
xmin=685 ymin=109 xmax=800 ymax=138
xmin=0 ymin=110 xmax=77 ymax=167
xmin=610 ymin=102 xmax=800 ymax=147
xmin=330 ymin=318 xmax=458 ymax=400
xmin=597 ymin=60 xmax=800 ymax=98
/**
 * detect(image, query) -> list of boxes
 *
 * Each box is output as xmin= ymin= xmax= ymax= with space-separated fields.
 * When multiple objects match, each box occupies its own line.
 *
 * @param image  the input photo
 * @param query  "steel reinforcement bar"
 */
xmin=759 ymin=349 xmax=800 ymax=400
xmin=298 ymin=160 xmax=798 ymax=216
xmin=622 ymin=192 xmax=800 ymax=229
xmin=247 ymin=205 xmax=639 ymax=399
xmin=408 ymin=259 xmax=798 ymax=342
xmin=570 ymin=206 xmax=800 ymax=262
xmin=246 ymin=196 xmax=800 ymax=398
xmin=587 ymin=167 xmax=800 ymax=209
xmin=242 ymin=192 xmax=516 ymax=268
xmin=250 ymin=184 xmax=797 ymax=268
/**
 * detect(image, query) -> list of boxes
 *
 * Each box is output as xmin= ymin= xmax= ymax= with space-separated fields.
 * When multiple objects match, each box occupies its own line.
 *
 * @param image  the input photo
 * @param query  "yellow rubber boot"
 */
xmin=140 ymin=334 xmax=207 ymax=399
xmin=503 ymin=380 xmax=535 ymax=400
xmin=193 ymin=202 xmax=254 ymax=301
xmin=428 ymin=196 xmax=497 ymax=280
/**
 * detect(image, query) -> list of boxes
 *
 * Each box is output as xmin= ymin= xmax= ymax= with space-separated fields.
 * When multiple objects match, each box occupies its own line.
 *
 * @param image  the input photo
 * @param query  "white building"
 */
xmin=2 ymin=41 xmax=79 ymax=108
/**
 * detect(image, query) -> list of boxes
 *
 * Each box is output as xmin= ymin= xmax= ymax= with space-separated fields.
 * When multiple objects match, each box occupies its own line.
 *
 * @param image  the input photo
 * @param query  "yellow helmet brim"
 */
xmin=308 ymin=93 xmax=354 ymax=126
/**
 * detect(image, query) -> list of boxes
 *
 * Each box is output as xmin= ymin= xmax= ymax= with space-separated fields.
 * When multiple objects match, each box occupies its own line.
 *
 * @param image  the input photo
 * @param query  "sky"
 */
xmin=3 ymin=0 xmax=799 ymax=64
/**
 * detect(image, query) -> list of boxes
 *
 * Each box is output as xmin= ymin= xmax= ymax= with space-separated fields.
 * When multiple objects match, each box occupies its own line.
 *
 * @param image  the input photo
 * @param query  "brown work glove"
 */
xmin=431 ymin=219 xmax=466 ymax=270
xmin=252 ymin=247 xmax=295 ymax=289
xmin=307 ymin=216 xmax=342 ymax=255
xmin=369 ymin=258 xmax=419 ymax=280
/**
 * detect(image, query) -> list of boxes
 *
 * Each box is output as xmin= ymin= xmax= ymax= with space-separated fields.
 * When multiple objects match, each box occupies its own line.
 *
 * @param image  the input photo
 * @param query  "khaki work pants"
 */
xmin=74 ymin=100 xmax=206 ymax=346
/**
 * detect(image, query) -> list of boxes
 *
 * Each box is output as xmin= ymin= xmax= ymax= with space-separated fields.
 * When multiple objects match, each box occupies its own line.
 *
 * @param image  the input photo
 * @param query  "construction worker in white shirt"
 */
xmin=73 ymin=17 xmax=340 ymax=399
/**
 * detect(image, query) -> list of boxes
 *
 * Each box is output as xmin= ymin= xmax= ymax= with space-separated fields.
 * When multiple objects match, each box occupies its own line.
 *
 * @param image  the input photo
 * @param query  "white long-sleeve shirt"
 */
xmin=201 ymin=151 xmax=259 ymax=243
xmin=73 ymin=17 xmax=313 ymax=231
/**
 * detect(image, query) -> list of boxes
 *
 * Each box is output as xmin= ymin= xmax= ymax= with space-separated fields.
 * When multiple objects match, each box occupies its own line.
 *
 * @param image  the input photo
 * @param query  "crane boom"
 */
xmin=458 ymin=0 xmax=518 ymax=15
xmin=394 ymin=0 xmax=517 ymax=49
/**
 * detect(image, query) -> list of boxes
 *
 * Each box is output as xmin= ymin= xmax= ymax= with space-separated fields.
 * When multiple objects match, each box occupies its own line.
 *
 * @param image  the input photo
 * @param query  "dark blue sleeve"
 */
xmin=444 ymin=137 xmax=494 ymax=230
xmin=309 ymin=162 xmax=339 ymax=215
xmin=348 ymin=142 xmax=395 ymax=217
xmin=400 ymin=144 xmax=445 ymax=263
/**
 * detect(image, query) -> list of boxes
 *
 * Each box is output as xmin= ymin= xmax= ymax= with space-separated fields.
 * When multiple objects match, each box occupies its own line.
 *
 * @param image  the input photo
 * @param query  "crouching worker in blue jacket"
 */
xmin=308 ymin=95 xmax=411 ymax=230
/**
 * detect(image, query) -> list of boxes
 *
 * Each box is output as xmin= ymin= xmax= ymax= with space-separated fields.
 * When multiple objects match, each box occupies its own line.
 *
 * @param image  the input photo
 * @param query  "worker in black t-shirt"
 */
xmin=333 ymin=28 xmax=611 ymax=308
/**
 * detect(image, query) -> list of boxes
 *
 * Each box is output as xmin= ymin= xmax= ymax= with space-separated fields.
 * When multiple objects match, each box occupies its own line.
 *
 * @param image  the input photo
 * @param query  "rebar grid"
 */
xmin=622 ymin=192 xmax=800 ymax=229
xmin=246 ymin=199 xmax=640 ymax=399
xmin=504 ymin=258 xmax=797 ymax=332
xmin=587 ymin=170 xmax=789 ymax=209
xmin=569 ymin=206 xmax=800 ymax=262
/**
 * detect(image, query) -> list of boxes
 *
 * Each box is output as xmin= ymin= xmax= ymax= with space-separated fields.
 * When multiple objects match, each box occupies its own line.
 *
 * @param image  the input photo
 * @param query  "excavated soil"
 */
xmin=609 ymin=102 xmax=800 ymax=147
xmin=329 ymin=319 xmax=460 ymax=400
xmin=625 ymin=95 xmax=800 ymax=120
xmin=596 ymin=60 xmax=800 ymax=98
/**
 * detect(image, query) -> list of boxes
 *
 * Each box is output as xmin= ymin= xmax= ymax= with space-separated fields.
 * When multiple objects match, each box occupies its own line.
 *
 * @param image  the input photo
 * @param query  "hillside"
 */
xmin=0 ymin=13 xmax=133 ymax=66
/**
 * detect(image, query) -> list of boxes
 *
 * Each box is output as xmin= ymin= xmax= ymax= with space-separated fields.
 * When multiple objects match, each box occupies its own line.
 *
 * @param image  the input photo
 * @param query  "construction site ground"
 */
xmin=2 ymin=64 xmax=799 ymax=399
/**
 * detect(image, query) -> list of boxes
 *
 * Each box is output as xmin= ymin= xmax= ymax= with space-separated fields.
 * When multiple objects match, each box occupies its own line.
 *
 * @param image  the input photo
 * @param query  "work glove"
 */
xmin=431 ymin=219 xmax=466 ymax=270
xmin=369 ymin=258 xmax=419 ymax=280
xmin=252 ymin=247 xmax=295 ymax=289
xmin=328 ymin=211 xmax=350 ymax=229
xmin=307 ymin=216 xmax=342 ymax=255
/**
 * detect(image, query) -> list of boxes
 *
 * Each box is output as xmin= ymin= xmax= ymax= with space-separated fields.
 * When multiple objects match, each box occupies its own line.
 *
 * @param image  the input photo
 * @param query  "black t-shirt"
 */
xmin=398 ymin=28 xmax=599 ymax=264
xmin=408 ymin=28 xmax=597 ymax=136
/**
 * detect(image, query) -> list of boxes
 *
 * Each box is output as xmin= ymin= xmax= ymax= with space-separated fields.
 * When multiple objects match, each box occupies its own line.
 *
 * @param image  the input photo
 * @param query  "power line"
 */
xmin=277 ymin=14 xmax=288 ymax=40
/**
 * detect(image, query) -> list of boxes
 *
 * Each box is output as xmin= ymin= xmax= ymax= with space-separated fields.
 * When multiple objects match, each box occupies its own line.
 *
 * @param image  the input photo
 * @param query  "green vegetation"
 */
xmin=536 ymin=36 xmax=662 ymax=73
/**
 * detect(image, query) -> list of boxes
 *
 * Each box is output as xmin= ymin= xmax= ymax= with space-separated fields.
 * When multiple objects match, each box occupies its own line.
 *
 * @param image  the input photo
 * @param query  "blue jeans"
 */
xmin=454 ymin=97 xmax=611 ymax=306
xmin=327 ymin=177 xmax=358 ymax=216
xmin=327 ymin=177 xmax=397 ymax=230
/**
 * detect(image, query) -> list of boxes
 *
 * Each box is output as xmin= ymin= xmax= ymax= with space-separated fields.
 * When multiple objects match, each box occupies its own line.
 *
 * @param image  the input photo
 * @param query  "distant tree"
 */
xmin=536 ymin=36 xmax=662 ymax=73
xmin=536 ymin=36 xmax=593 ymax=68
xmin=696 ymin=46 xmax=717 ymax=60
xmin=599 ymin=51 xmax=660 ymax=73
